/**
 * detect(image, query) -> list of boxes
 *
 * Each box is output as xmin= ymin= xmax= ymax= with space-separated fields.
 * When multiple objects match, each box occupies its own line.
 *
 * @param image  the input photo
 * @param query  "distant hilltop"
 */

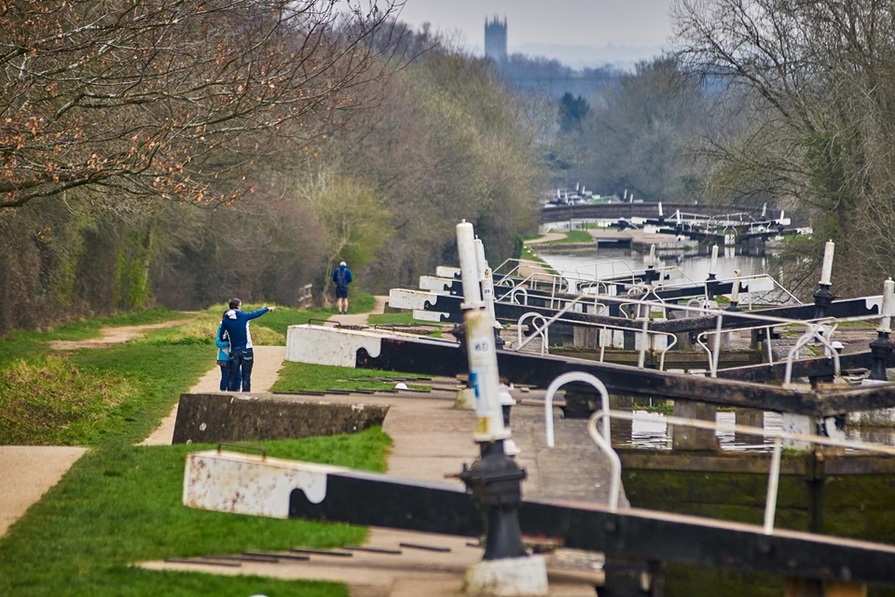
xmin=483 ymin=16 xmax=666 ymax=72
xmin=514 ymin=41 xmax=667 ymax=71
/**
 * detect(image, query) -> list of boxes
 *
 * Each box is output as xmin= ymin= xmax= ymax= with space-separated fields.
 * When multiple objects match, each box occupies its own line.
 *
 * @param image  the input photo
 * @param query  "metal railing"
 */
xmin=581 ymin=408 xmax=895 ymax=534
xmin=507 ymin=287 xmax=885 ymax=379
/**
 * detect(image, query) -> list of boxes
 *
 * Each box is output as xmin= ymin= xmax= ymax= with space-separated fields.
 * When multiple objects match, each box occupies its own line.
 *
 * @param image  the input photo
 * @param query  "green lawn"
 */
xmin=0 ymin=306 xmax=391 ymax=596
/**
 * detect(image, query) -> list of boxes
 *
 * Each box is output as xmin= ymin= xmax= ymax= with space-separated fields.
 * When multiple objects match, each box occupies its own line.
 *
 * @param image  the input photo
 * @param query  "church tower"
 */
xmin=484 ymin=16 xmax=507 ymax=64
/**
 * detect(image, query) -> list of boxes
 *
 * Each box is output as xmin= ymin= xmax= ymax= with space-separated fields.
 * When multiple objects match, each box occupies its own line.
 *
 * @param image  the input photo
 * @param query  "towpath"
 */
xmin=5 ymin=296 xmax=611 ymax=596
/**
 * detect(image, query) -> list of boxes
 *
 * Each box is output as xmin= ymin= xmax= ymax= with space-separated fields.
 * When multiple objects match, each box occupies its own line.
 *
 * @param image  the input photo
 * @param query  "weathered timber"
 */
xmin=717 ymin=349 xmax=889 ymax=383
xmin=284 ymin=461 xmax=895 ymax=587
xmin=352 ymin=334 xmax=895 ymax=417
xmin=418 ymin=291 xmax=882 ymax=335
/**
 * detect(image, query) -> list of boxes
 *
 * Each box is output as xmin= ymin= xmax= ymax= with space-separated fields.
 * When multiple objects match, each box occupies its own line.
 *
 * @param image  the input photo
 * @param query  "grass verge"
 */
xmin=0 ymin=306 xmax=392 ymax=596
xmin=273 ymin=361 xmax=432 ymax=393
xmin=0 ymin=433 xmax=387 ymax=596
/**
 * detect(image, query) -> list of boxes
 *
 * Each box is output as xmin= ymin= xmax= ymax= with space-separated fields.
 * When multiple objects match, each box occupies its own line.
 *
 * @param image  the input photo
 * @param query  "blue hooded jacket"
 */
xmin=215 ymin=323 xmax=230 ymax=361
xmin=332 ymin=264 xmax=353 ymax=287
xmin=219 ymin=307 xmax=269 ymax=352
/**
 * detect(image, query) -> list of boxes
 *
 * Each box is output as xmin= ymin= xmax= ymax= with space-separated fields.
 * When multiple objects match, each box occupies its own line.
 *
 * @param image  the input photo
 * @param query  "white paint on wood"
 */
xmin=183 ymin=451 xmax=338 ymax=518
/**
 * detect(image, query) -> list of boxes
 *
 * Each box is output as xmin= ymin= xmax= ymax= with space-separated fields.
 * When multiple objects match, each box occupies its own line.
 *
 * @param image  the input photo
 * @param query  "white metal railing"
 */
xmin=514 ymin=310 xmax=679 ymax=368
xmin=641 ymin=272 xmax=802 ymax=309
xmin=581 ymin=408 xmax=895 ymax=533
xmin=494 ymin=254 xmax=801 ymax=312
xmin=494 ymin=262 xmax=888 ymax=380
xmin=511 ymin=289 xmax=882 ymax=379
xmin=690 ymin=315 xmax=851 ymax=382
xmin=517 ymin=312 xmax=549 ymax=355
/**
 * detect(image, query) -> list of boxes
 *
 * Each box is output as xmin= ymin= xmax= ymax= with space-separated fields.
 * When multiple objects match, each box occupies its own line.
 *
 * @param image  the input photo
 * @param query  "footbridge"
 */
xmin=540 ymin=201 xmax=794 ymax=226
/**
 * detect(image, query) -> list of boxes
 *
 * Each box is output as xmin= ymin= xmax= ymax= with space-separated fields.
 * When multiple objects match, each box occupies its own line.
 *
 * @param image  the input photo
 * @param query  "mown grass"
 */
xmin=0 ymin=356 xmax=138 ymax=445
xmin=0 ymin=304 xmax=392 ymax=596
xmin=0 ymin=307 xmax=185 ymax=367
xmin=0 ymin=434 xmax=385 ymax=596
xmin=272 ymin=361 xmax=431 ymax=393
xmin=546 ymin=230 xmax=594 ymax=243
xmin=366 ymin=310 xmax=418 ymax=325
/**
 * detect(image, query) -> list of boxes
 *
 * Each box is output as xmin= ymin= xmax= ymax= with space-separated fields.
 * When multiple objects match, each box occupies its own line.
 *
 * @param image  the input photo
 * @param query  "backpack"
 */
xmin=335 ymin=267 xmax=349 ymax=287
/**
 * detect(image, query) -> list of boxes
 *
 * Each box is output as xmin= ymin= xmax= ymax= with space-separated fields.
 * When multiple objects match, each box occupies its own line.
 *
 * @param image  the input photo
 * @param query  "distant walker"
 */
xmin=332 ymin=261 xmax=353 ymax=314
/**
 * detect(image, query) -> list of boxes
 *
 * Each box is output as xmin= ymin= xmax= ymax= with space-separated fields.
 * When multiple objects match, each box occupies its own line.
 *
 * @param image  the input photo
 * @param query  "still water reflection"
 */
xmin=539 ymin=247 xmax=771 ymax=284
xmin=611 ymin=410 xmax=784 ymax=451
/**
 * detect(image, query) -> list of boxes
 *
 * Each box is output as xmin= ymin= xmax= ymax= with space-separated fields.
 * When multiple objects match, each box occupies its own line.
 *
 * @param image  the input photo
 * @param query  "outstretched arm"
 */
xmin=245 ymin=306 xmax=275 ymax=320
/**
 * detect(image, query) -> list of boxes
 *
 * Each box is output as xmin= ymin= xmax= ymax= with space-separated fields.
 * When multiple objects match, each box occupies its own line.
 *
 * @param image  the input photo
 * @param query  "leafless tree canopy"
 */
xmin=673 ymin=0 xmax=895 ymax=294
xmin=0 ymin=0 xmax=402 ymax=209
xmin=0 ymin=16 xmax=546 ymax=333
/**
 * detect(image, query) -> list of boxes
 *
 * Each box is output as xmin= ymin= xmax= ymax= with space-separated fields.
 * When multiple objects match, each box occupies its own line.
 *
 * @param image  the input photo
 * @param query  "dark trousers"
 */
xmin=217 ymin=360 xmax=230 ymax=391
xmin=228 ymin=348 xmax=254 ymax=391
xmin=219 ymin=360 xmax=242 ymax=391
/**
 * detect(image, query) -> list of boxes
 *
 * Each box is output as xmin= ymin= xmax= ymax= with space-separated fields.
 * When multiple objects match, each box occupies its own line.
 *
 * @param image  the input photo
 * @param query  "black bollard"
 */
xmin=813 ymin=283 xmax=835 ymax=320
xmin=869 ymin=332 xmax=893 ymax=381
xmin=705 ymin=273 xmax=719 ymax=302
xmin=459 ymin=440 xmax=528 ymax=561
xmin=450 ymin=322 xmax=466 ymax=346
xmin=494 ymin=326 xmax=506 ymax=350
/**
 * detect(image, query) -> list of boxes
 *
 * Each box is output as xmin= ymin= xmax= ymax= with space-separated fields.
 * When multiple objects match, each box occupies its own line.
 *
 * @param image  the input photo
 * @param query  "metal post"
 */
xmin=813 ymin=240 xmax=836 ymax=320
xmin=705 ymin=244 xmax=719 ymax=302
xmin=727 ymin=269 xmax=741 ymax=311
xmin=869 ymin=278 xmax=895 ymax=381
xmin=455 ymin=221 xmax=547 ymax=595
xmin=476 ymin=237 xmax=505 ymax=349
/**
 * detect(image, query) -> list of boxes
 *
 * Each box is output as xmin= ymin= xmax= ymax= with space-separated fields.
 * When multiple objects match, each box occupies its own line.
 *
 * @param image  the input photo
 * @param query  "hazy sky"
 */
xmin=395 ymin=0 xmax=676 ymax=65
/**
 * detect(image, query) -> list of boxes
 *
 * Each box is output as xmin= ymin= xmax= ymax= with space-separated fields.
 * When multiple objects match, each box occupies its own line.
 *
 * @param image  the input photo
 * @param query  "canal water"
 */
xmin=535 ymin=248 xmax=895 ymax=450
xmin=613 ymin=410 xmax=784 ymax=451
xmin=538 ymin=246 xmax=772 ymax=285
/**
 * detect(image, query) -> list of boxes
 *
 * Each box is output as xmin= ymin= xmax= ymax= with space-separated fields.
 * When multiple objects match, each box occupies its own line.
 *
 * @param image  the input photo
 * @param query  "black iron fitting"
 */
xmin=459 ymin=442 xmax=527 ymax=507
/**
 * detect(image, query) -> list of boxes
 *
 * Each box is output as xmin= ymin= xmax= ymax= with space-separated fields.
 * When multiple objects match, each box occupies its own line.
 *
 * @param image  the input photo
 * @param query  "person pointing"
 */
xmin=218 ymin=297 xmax=275 ymax=392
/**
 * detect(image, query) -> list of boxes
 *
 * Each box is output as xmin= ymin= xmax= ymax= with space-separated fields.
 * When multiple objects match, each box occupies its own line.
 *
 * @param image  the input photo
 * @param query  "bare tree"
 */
xmin=0 ymin=0 xmax=405 ymax=210
xmin=673 ymin=0 xmax=895 ymax=294
xmin=575 ymin=56 xmax=708 ymax=202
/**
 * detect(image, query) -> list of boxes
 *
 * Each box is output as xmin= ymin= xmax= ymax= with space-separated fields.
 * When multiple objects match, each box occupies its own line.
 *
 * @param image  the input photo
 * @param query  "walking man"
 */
xmin=218 ymin=298 xmax=275 ymax=392
xmin=332 ymin=261 xmax=353 ymax=314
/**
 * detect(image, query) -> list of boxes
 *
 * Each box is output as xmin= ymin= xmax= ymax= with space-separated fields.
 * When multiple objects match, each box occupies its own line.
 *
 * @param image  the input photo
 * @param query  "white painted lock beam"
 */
xmin=436 ymin=265 xmax=461 ymax=279
xmin=412 ymin=309 xmax=449 ymax=322
xmin=285 ymin=323 xmax=460 ymax=368
xmin=388 ymin=287 xmax=441 ymax=310
xmin=740 ymin=276 xmax=775 ymax=293
xmin=285 ymin=324 xmax=384 ymax=368
xmin=183 ymin=450 xmax=338 ymax=518
xmin=419 ymin=275 xmax=456 ymax=293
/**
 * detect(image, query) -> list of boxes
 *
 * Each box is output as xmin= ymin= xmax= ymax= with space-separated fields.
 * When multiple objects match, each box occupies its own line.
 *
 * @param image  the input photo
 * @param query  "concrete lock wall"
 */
xmin=172 ymin=393 xmax=389 ymax=444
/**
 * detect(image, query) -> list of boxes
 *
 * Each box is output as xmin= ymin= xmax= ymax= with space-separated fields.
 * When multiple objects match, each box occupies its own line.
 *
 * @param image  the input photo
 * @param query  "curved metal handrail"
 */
xmin=783 ymin=322 xmax=842 ymax=387
xmin=506 ymin=286 xmax=530 ymax=306
xmin=516 ymin=312 xmax=550 ymax=355
xmin=543 ymin=372 xmax=611 ymax=451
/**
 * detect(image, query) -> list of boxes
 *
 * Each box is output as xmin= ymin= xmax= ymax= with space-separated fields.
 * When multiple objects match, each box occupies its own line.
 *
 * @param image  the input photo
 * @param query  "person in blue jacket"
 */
xmin=214 ymin=316 xmax=242 ymax=391
xmin=214 ymin=321 xmax=232 ymax=391
xmin=332 ymin=261 xmax=353 ymax=314
xmin=218 ymin=298 xmax=275 ymax=392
